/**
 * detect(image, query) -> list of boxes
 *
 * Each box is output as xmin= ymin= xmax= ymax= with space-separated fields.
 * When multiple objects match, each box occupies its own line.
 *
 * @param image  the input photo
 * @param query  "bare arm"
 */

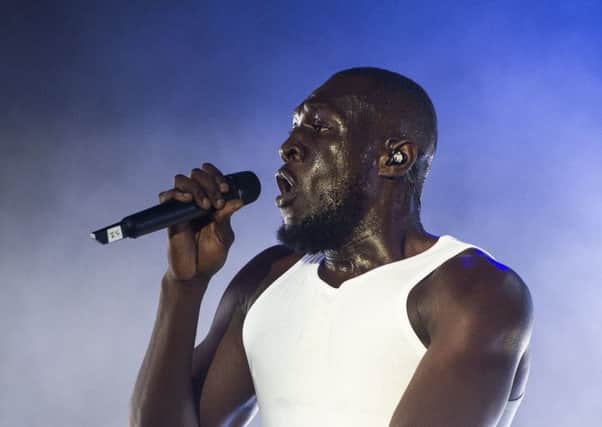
xmin=129 ymin=274 xmax=209 ymax=427
xmin=130 ymin=243 xmax=293 ymax=427
xmin=129 ymin=162 xmax=246 ymax=427
xmin=389 ymin=256 xmax=533 ymax=427
xmin=192 ymin=244 xmax=294 ymax=426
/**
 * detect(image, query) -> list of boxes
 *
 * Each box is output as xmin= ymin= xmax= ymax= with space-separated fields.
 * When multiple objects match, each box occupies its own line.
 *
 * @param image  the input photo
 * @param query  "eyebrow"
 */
xmin=292 ymin=101 xmax=345 ymax=119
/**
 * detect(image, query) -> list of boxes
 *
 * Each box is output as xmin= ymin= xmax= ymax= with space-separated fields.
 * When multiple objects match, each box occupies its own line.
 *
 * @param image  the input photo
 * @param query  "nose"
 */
xmin=279 ymin=139 xmax=304 ymax=163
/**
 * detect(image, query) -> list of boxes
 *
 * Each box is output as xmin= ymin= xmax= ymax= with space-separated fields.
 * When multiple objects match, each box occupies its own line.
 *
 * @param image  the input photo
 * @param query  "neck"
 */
xmin=321 ymin=194 xmax=435 ymax=276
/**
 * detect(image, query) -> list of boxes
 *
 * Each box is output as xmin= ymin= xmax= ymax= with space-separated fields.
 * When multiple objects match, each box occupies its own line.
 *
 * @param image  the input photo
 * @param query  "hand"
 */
xmin=158 ymin=163 xmax=243 ymax=286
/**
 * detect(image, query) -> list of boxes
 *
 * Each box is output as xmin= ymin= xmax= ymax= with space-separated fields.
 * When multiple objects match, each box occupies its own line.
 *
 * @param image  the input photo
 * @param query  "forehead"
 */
xmin=314 ymin=73 xmax=378 ymax=98
xmin=292 ymin=99 xmax=346 ymax=118
xmin=294 ymin=75 xmax=381 ymax=119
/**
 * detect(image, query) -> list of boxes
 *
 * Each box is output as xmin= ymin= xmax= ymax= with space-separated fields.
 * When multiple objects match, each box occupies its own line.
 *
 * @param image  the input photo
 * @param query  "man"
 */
xmin=129 ymin=67 xmax=533 ymax=427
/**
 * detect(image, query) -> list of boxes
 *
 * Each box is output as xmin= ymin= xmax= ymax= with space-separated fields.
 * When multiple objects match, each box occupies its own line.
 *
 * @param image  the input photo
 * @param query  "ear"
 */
xmin=377 ymin=137 xmax=417 ymax=179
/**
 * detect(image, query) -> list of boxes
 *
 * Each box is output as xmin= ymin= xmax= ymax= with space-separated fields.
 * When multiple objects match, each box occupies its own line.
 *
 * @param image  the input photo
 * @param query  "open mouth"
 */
xmin=275 ymin=168 xmax=297 ymax=207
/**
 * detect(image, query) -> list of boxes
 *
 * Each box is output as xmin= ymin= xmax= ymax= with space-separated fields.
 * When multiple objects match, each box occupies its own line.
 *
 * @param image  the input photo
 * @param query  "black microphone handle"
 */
xmin=91 ymin=171 xmax=260 ymax=244
xmin=123 ymin=187 xmax=241 ymax=238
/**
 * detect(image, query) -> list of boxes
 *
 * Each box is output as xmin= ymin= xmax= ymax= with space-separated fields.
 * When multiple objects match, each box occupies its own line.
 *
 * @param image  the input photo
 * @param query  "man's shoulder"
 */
xmin=426 ymin=246 xmax=533 ymax=348
xmin=229 ymin=244 xmax=304 ymax=314
xmin=439 ymin=247 xmax=532 ymax=312
xmin=248 ymin=244 xmax=304 ymax=280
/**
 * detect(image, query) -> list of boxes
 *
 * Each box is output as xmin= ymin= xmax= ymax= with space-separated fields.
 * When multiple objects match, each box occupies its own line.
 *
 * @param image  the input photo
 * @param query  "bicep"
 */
xmin=196 ymin=308 xmax=256 ymax=426
xmin=390 ymin=267 xmax=533 ymax=427
xmin=190 ymin=245 xmax=280 ymax=386
xmin=390 ymin=338 xmax=520 ymax=427
xmin=190 ymin=245 xmax=292 ymax=425
xmin=187 ymin=288 xmax=256 ymax=426
xmin=187 ymin=276 xmax=255 ymax=425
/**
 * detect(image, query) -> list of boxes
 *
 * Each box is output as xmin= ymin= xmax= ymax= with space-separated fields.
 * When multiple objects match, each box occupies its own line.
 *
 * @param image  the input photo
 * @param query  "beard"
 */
xmin=276 ymin=174 xmax=367 ymax=254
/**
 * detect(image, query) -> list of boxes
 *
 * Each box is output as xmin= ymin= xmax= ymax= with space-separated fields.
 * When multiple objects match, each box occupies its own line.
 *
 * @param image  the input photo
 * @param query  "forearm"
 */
xmin=130 ymin=274 xmax=209 ymax=427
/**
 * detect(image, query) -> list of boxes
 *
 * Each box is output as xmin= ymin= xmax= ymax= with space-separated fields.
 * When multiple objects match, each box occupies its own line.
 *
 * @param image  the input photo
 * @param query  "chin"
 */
xmin=276 ymin=175 xmax=367 ymax=253
xmin=276 ymin=206 xmax=362 ymax=254
xmin=276 ymin=222 xmax=326 ymax=254
xmin=278 ymin=204 xmax=311 ymax=226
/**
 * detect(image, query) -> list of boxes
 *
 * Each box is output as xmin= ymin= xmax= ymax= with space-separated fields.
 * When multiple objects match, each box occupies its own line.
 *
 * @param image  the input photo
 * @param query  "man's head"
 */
xmin=276 ymin=67 xmax=437 ymax=254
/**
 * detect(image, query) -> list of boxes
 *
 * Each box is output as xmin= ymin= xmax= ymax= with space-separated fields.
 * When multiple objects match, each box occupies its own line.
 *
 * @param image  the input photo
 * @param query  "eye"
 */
xmin=311 ymin=121 xmax=330 ymax=134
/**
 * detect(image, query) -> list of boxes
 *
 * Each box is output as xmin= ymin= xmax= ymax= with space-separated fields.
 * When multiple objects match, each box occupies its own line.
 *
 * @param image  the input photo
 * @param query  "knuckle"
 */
xmin=200 ymin=164 xmax=226 ymax=185
xmin=174 ymin=174 xmax=188 ymax=186
xmin=203 ymin=163 xmax=223 ymax=178
xmin=190 ymin=168 xmax=204 ymax=178
xmin=197 ymin=189 xmax=209 ymax=203
xmin=191 ymin=168 xmax=213 ymax=187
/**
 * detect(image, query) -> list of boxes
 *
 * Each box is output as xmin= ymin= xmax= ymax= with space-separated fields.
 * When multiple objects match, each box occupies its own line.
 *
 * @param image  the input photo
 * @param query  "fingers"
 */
xmin=201 ymin=162 xmax=230 ymax=194
xmin=158 ymin=163 xmax=235 ymax=213
xmin=158 ymin=188 xmax=193 ymax=204
xmin=213 ymin=198 xmax=244 ymax=223
xmin=211 ymin=199 xmax=244 ymax=249
xmin=190 ymin=167 xmax=224 ymax=210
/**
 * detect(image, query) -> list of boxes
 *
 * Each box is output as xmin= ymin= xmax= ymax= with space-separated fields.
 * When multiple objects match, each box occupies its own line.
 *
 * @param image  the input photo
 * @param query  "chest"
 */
xmin=315 ymin=261 xmax=431 ymax=348
xmin=242 ymin=267 xmax=429 ymax=418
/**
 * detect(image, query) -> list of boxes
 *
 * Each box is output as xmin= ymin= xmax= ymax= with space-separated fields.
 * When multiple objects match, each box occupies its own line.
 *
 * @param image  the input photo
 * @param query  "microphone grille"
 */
xmin=225 ymin=171 xmax=261 ymax=205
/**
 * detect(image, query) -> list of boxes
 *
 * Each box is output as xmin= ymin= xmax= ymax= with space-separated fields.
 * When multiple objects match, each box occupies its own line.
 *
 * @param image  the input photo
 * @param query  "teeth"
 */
xmin=281 ymin=171 xmax=294 ymax=186
xmin=276 ymin=170 xmax=295 ymax=194
xmin=276 ymin=176 xmax=288 ymax=193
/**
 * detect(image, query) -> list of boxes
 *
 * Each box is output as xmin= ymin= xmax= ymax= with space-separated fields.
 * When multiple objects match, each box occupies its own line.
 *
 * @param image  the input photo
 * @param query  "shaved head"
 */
xmin=309 ymin=67 xmax=437 ymax=205
xmin=276 ymin=67 xmax=437 ymax=252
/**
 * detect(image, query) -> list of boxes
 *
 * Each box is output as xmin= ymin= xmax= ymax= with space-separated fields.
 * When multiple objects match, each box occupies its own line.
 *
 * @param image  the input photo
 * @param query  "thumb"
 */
xmin=211 ymin=199 xmax=244 ymax=248
xmin=213 ymin=198 xmax=244 ymax=223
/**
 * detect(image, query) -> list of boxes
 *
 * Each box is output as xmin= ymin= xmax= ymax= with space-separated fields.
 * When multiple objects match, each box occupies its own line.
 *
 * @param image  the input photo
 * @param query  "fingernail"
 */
xmin=216 ymin=198 xmax=225 ymax=208
xmin=220 ymin=182 xmax=229 ymax=192
xmin=202 ymin=197 xmax=211 ymax=208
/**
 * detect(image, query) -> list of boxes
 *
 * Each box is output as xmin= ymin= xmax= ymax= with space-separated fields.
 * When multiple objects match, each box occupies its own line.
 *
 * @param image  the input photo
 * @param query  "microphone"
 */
xmin=90 ymin=171 xmax=261 ymax=245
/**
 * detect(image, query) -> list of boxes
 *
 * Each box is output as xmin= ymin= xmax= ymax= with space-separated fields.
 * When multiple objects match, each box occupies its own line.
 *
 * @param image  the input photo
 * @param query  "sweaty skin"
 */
xmin=130 ymin=68 xmax=532 ymax=427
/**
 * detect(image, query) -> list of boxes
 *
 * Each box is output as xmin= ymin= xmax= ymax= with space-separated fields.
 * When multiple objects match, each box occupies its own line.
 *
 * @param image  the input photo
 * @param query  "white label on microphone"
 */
xmin=107 ymin=225 xmax=124 ymax=243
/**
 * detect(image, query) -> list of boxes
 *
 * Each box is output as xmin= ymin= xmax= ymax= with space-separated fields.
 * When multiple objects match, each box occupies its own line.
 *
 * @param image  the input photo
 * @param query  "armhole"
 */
xmin=508 ymin=393 xmax=524 ymax=402
xmin=497 ymin=394 xmax=524 ymax=427
xmin=243 ymin=250 xmax=307 ymax=318
xmin=241 ymin=250 xmax=308 ymax=352
xmin=401 ymin=237 xmax=497 ymax=355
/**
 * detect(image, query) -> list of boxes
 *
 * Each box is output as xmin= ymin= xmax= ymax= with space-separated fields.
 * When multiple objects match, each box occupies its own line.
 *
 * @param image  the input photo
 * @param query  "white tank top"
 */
xmin=242 ymin=235 xmax=501 ymax=426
